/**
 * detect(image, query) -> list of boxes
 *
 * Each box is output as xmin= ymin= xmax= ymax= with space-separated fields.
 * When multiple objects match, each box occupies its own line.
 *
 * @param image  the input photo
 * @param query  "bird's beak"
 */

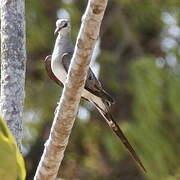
xmin=54 ymin=27 xmax=60 ymax=36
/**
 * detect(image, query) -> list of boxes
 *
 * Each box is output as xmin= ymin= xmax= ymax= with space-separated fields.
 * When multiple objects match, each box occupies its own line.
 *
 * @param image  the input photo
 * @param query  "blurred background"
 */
xmin=24 ymin=0 xmax=180 ymax=179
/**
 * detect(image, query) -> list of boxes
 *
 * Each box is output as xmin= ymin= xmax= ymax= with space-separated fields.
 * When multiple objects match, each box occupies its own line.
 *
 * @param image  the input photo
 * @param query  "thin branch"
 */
xmin=34 ymin=0 xmax=109 ymax=179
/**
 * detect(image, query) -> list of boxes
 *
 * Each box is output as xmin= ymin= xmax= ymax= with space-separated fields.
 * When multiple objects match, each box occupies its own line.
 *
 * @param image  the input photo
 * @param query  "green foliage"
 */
xmin=0 ymin=117 xmax=26 ymax=180
xmin=128 ymin=57 xmax=180 ymax=179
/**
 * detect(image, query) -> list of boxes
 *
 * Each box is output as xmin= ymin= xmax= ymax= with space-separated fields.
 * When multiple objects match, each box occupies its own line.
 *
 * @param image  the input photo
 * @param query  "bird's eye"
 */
xmin=63 ymin=22 xmax=68 ymax=28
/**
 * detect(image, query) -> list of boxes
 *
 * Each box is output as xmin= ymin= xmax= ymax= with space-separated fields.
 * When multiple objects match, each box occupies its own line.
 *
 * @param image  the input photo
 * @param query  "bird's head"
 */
xmin=54 ymin=19 xmax=71 ymax=36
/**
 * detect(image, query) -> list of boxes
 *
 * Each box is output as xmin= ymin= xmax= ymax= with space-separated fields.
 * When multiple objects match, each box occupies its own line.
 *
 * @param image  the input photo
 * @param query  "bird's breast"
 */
xmin=51 ymin=57 xmax=67 ymax=84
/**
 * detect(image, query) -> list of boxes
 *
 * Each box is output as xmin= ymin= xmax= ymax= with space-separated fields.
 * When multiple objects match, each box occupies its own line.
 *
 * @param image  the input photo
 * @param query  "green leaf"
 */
xmin=0 ymin=117 xmax=26 ymax=180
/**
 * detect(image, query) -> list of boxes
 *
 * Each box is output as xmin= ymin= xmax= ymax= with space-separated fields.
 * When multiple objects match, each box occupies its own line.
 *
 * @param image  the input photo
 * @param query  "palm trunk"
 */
xmin=0 ymin=0 xmax=26 ymax=149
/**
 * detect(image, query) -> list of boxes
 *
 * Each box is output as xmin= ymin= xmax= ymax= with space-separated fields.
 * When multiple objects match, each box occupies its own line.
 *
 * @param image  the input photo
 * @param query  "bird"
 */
xmin=44 ymin=18 xmax=146 ymax=173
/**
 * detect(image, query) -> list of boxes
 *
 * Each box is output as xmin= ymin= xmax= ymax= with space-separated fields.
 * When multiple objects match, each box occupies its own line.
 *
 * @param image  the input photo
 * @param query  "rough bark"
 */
xmin=0 ymin=0 xmax=26 ymax=148
xmin=34 ymin=0 xmax=108 ymax=179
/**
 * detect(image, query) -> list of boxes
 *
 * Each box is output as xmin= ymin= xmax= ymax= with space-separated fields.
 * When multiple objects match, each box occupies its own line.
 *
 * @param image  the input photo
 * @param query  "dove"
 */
xmin=44 ymin=19 xmax=146 ymax=173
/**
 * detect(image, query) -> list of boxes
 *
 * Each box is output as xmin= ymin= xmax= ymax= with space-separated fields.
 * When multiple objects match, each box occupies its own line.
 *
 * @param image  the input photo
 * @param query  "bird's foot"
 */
xmin=54 ymin=102 xmax=60 ymax=115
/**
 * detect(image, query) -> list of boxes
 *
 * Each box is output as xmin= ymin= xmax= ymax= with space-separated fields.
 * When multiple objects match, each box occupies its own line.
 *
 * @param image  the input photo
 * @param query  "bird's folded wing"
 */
xmin=61 ymin=52 xmax=115 ymax=104
xmin=44 ymin=55 xmax=64 ymax=87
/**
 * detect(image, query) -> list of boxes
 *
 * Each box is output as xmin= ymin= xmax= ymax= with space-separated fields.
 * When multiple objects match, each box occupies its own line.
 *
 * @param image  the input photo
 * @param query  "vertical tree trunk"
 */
xmin=34 ymin=0 xmax=108 ymax=179
xmin=0 ymin=7 xmax=1 ymax=93
xmin=0 ymin=0 xmax=26 ymax=148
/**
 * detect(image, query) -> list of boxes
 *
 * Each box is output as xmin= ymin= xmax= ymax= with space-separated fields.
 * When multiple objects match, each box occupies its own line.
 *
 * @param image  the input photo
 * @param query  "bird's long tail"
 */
xmin=93 ymin=99 xmax=147 ymax=173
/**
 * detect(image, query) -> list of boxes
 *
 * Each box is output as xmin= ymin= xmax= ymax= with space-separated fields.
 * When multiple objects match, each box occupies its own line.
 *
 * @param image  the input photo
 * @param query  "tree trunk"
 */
xmin=34 ymin=0 xmax=108 ymax=179
xmin=0 ymin=0 xmax=26 ymax=149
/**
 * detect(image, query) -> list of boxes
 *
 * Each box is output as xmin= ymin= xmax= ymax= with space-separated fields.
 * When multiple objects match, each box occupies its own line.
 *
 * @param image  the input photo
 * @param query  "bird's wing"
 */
xmin=61 ymin=52 xmax=115 ymax=105
xmin=44 ymin=55 xmax=64 ymax=87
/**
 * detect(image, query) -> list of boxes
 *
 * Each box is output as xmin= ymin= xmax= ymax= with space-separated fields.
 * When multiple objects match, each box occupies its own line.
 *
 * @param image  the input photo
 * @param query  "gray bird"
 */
xmin=44 ymin=19 xmax=146 ymax=173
